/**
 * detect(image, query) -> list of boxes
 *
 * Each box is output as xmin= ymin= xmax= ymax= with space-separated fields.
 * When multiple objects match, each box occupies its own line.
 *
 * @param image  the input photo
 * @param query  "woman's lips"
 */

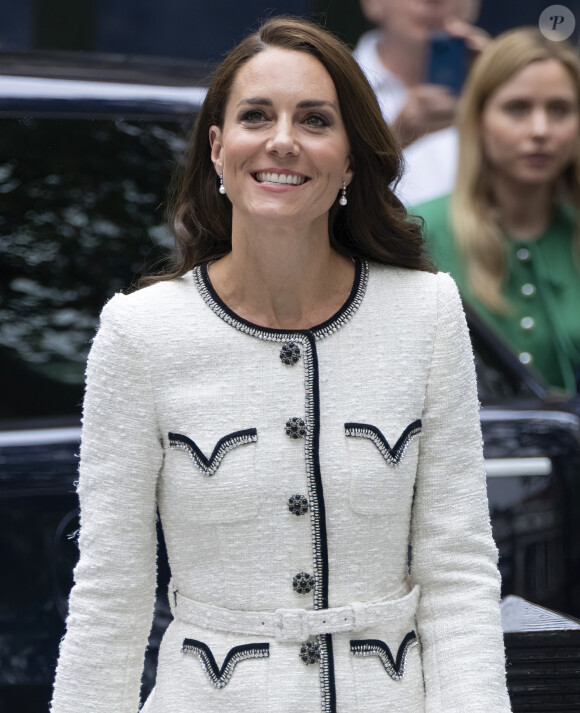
xmin=521 ymin=153 xmax=552 ymax=167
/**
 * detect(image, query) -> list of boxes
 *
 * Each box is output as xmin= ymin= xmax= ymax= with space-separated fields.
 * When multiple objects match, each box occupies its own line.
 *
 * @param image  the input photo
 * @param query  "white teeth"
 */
xmin=255 ymin=172 xmax=306 ymax=185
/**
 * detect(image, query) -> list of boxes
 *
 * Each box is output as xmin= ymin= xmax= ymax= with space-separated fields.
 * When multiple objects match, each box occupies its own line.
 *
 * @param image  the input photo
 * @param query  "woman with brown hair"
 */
xmin=50 ymin=16 xmax=511 ymax=713
xmin=413 ymin=28 xmax=580 ymax=393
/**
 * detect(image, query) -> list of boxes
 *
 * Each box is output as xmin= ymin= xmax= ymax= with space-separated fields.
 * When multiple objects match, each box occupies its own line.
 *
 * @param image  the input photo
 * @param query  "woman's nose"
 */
xmin=530 ymin=109 xmax=549 ymax=138
xmin=266 ymin=118 xmax=298 ymax=156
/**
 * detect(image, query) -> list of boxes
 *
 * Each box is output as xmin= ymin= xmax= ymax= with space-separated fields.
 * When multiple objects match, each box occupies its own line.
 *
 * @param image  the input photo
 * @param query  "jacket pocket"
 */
xmin=344 ymin=420 xmax=421 ymax=516
xmin=166 ymin=428 xmax=259 ymax=522
xmin=347 ymin=593 xmax=424 ymax=713
xmin=182 ymin=638 xmax=270 ymax=689
xmin=350 ymin=632 xmax=418 ymax=680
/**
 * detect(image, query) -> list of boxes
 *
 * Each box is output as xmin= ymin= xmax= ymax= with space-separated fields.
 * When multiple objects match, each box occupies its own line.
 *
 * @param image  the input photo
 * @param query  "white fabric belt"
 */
xmin=172 ymin=584 xmax=420 ymax=642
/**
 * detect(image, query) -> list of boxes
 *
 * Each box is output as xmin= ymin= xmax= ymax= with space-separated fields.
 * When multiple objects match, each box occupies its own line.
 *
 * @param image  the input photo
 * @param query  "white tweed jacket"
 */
xmin=50 ymin=259 xmax=512 ymax=713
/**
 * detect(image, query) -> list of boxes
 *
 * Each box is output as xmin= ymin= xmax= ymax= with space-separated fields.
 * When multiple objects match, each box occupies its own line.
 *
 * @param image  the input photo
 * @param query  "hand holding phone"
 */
xmin=426 ymin=32 xmax=468 ymax=95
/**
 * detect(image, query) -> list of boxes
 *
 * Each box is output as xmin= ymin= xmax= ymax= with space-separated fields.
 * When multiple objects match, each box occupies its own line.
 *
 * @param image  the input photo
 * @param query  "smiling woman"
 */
xmin=206 ymin=46 xmax=355 ymax=326
xmin=49 ymin=15 xmax=512 ymax=713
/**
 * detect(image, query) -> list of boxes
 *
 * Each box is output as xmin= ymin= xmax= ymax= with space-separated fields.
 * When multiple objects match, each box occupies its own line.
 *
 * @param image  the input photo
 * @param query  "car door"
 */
xmin=469 ymin=309 xmax=580 ymax=618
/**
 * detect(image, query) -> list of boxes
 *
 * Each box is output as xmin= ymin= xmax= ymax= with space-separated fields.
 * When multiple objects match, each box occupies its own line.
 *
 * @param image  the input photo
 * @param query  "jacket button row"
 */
xmin=293 ymin=572 xmax=314 ymax=594
xmin=280 ymin=341 xmax=301 ymax=365
xmin=299 ymin=640 xmax=320 ymax=665
xmin=288 ymin=494 xmax=309 ymax=516
xmin=286 ymin=417 xmax=306 ymax=439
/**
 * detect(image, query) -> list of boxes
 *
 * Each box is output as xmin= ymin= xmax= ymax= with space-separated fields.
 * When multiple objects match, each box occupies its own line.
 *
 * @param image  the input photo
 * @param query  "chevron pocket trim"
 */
xmin=168 ymin=428 xmax=258 ymax=476
xmin=350 ymin=632 xmax=417 ymax=680
xmin=182 ymin=639 xmax=270 ymax=688
xmin=344 ymin=420 xmax=421 ymax=465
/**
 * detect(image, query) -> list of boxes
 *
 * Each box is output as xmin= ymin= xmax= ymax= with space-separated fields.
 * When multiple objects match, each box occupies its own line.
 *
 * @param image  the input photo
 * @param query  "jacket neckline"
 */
xmin=192 ymin=257 xmax=369 ymax=341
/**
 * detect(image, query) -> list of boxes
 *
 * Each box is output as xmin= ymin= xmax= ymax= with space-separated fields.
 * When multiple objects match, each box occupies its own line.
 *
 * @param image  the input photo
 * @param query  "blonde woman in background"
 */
xmin=413 ymin=28 xmax=580 ymax=392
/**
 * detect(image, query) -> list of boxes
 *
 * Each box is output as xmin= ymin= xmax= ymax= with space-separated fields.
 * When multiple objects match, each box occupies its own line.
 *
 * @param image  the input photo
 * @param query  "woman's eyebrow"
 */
xmin=296 ymin=99 xmax=337 ymax=110
xmin=236 ymin=97 xmax=337 ymax=110
xmin=236 ymin=97 xmax=272 ymax=108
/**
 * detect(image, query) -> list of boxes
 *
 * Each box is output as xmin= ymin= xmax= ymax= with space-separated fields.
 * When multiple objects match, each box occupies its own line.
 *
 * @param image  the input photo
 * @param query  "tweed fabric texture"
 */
xmin=50 ymin=261 xmax=512 ymax=713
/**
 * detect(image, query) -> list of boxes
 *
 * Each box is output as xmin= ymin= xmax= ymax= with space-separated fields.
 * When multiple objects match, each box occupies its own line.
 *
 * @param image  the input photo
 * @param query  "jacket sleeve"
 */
xmin=410 ymin=272 xmax=512 ymax=712
xmin=50 ymin=293 xmax=164 ymax=713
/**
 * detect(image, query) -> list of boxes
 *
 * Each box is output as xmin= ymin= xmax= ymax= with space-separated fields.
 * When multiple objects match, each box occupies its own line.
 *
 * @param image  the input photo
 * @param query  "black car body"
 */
xmin=1 ymin=53 xmax=579 ymax=713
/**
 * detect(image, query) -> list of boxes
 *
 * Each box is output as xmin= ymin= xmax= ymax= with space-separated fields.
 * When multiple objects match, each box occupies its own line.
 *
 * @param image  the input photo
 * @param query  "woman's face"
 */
xmin=209 ymin=47 xmax=353 ymax=230
xmin=480 ymin=58 xmax=580 ymax=189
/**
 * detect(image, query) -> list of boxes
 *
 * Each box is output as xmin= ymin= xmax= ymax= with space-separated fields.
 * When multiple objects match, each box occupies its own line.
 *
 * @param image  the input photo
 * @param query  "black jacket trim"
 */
xmin=307 ymin=333 xmax=329 ymax=611
xmin=182 ymin=639 xmax=269 ymax=688
xmin=321 ymin=633 xmax=337 ymax=712
xmin=193 ymin=258 xmax=368 ymax=343
xmin=344 ymin=420 xmax=422 ymax=465
xmin=168 ymin=429 xmax=258 ymax=476
xmin=305 ymin=333 xmax=336 ymax=713
xmin=350 ymin=632 xmax=418 ymax=681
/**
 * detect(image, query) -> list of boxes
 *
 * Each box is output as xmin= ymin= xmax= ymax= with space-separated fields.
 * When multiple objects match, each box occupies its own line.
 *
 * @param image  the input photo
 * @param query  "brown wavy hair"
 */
xmin=141 ymin=16 xmax=433 ymax=286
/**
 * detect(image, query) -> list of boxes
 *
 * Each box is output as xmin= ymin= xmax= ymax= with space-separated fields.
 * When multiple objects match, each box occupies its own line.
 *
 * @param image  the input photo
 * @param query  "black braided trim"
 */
xmin=182 ymin=639 xmax=269 ymax=688
xmin=350 ymin=631 xmax=418 ymax=681
xmin=344 ymin=420 xmax=422 ymax=465
xmin=168 ymin=428 xmax=257 ymax=476
xmin=193 ymin=258 xmax=368 ymax=343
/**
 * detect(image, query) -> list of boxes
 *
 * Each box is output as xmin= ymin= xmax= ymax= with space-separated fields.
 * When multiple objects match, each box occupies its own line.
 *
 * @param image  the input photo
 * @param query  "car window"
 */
xmin=0 ymin=115 xmax=193 ymax=423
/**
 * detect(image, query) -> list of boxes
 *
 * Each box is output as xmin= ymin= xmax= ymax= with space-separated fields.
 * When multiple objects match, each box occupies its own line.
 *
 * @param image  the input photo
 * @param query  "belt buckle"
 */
xmin=275 ymin=608 xmax=308 ymax=642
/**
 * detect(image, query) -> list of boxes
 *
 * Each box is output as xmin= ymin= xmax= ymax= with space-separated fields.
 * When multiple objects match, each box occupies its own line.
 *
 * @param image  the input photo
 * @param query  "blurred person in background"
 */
xmin=354 ymin=0 xmax=488 ymax=204
xmin=50 ymin=15 xmax=511 ymax=713
xmin=413 ymin=28 xmax=580 ymax=393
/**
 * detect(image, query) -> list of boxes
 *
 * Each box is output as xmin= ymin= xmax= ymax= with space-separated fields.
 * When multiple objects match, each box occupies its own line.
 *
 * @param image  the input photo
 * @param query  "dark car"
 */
xmin=1 ymin=52 xmax=579 ymax=713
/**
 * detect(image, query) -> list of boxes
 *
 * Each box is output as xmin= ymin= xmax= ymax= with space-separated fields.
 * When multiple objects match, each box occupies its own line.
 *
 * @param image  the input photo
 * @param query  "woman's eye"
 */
xmin=504 ymin=101 xmax=529 ymax=116
xmin=241 ymin=110 xmax=266 ymax=123
xmin=549 ymin=102 xmax=574 ymax=118
xmin=304 ymin=114 xmax=330 ymax=128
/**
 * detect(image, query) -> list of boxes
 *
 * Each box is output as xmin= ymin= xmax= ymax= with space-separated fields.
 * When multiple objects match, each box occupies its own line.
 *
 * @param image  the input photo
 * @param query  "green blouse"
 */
xmin=412 ymin=194 xmax=580 ymax=393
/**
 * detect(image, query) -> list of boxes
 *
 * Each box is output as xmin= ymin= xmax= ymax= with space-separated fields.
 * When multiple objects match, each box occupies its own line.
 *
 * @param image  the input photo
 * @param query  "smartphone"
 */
xmin=426 ymin=33 xmax=468 ymax=95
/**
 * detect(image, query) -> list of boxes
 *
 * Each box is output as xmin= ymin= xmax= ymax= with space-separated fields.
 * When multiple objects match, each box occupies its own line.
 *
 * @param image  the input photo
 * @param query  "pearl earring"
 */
xmin=219 ymin=172 xmax=226 ymax=195
xmin=339 ymin=180 xmax=347 ymax=206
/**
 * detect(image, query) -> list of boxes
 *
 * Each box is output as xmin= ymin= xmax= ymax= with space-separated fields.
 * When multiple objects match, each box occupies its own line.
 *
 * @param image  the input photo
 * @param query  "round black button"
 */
xmin=280 ymin=341 xmax=301 ymax=365
xmin=299 ymin=640 xmax=320 ymax=665
xmin=288 ymin=494 xmax=309 ymax=516
xmin=286 ymin=417 xmax=306 ymax=439
xmin=293 ymin=572 xmax=314 ymax=594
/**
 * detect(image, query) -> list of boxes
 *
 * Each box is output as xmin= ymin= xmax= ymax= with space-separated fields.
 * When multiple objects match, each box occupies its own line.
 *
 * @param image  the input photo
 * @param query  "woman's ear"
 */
xmin=344 ymin=154 xmax=354 ymax=186
xmin=209 ymin=125 xmax=223 ymax=173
